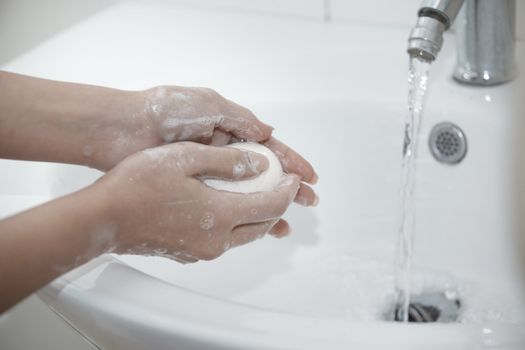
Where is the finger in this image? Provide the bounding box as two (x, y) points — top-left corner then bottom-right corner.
(191, 135), (214, 145)
(186, 145), (269, 180)
(209, 129), (232, 146)
(294, 183), (319, 207)
(163, 251), (199, 264)
(269, 219), (290, 238)
(228, 174), (300, 225)
(192, 129), (232, 145)
(218, 100), (273, 142)
(230, 220), (276, 248)
(169, 256), (199, 264)
(263, 137), (318, 184)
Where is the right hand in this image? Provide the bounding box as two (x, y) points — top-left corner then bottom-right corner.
(96, 142), (300, 263)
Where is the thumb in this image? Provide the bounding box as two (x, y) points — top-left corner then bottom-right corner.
(188, 145), (269, 181)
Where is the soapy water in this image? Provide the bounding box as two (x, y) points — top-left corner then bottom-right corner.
(395, 56), (431, 322)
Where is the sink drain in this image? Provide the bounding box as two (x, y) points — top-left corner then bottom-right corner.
(429, 122), (467, 165)
(385, 291), (461, 323)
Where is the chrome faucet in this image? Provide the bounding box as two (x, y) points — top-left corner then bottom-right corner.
(408, 0), (517, 85)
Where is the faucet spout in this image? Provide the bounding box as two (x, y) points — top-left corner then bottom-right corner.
(407, 0), (465, 62)
(408, 0), (517, 85)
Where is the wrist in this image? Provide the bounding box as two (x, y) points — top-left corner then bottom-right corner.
(83, 89), (159, 171)
(73, 181), (121, 256)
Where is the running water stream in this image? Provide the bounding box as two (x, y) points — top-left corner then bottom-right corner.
(395, 56), (432, 322)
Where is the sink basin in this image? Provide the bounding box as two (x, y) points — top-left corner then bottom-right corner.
(1, 1), (524, 349)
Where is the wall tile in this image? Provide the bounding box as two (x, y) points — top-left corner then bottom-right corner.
(518, 1), (524, 40)
(168, 0), (326, 20)
(329, 0), (421, 27)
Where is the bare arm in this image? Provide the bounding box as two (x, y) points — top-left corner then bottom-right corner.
(0, 71), (147, 169)
(0, 184), (112, 313)
(0, 143), (301, 313)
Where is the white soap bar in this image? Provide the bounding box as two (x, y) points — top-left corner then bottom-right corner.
(204, 142), (284, 193)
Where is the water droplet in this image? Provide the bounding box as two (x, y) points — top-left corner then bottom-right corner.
(199, 212), (215, 230)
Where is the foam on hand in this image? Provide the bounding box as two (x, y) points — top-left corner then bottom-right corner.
(204, 142), (284, 193)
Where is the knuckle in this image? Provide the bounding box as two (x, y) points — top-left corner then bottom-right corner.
(242, 106), (257, 119)
(201, 87), (220, 99)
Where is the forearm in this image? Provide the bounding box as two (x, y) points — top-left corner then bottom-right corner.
(0, 71), (145, 169)
(0, 184), (114, 313)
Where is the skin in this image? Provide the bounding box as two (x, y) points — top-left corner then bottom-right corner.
(0, 71), (318, 313)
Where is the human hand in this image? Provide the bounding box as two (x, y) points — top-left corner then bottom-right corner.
(91, 86), (273, 171)
(97, 142), (300, 263)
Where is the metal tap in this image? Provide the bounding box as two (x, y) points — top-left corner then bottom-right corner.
(408, 0), (517, 86)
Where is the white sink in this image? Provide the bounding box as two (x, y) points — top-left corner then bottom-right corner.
(1, 1), (524, 349)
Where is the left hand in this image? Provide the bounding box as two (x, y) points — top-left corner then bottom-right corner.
(89, 85), (273, 170)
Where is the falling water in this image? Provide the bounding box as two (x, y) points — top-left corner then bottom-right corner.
(395, 56), (431, 322)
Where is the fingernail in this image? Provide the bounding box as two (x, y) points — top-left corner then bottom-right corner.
(311, 172), (319, 185)
(261, 122), (273, 130)
(295, 195), (309, 206)
(312, 194), (320, 207)
(275, 226), (291, 238)
(245, 151), (268, 173)
(262, 124), (274, 140)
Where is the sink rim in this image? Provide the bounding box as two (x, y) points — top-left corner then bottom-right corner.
(39, 254), (525, 350)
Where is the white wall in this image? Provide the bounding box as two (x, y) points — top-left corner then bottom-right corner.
(0, 0), (522, 65)
(0, 0), (117, 64)
(159, 0), (326, 19)
(165, 0), (523, 38)
(330, 0), (423, 26)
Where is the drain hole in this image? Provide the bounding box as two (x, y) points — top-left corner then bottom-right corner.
(429, 122), (467, 164)
(385, 291), (461, 323)
(395, 302), (441, 322)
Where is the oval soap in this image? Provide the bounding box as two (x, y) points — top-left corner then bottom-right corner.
(204, 142), (284, 193)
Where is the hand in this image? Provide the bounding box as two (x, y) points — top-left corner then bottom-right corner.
(143, 86), (274, 145)
(91, 86), (273, 171)
(97, 142), (301, 263)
